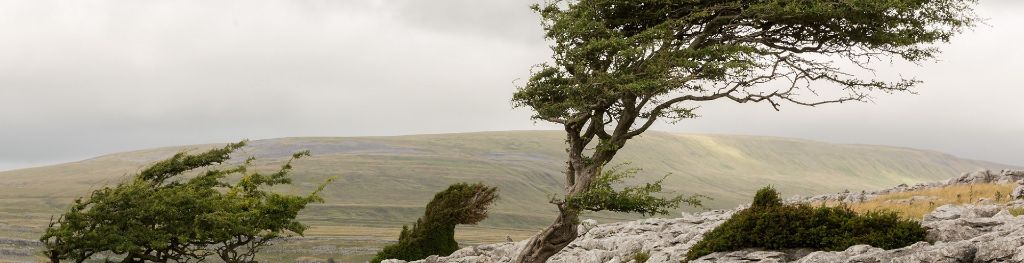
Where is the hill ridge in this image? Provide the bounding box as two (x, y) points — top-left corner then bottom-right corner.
(0, 130), (1017, 261)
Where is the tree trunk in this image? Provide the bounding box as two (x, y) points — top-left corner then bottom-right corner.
(513, 207), (580, 263)
(515, 119), (623, 263)
(516, 162), (602, 263)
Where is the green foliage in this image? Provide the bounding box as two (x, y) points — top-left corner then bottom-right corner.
(751, 185), (782, 209)
(566, 164), (704, 216)
(515, 0), (978, 126)
(371, 183), (498, 263)
(685, 187), (926, 261)
(40, 141), (332, 263)
(631, 250), (650, 263)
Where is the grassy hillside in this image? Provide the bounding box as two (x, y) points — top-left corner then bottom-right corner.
(0, 131), (1014, 261)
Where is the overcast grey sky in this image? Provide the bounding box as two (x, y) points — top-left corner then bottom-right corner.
(1, 0), (1022, 171)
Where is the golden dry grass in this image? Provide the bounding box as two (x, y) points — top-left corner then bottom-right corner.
(822, 183), (1018, 220)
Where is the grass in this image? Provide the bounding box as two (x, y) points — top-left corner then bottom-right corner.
(0, 131), (1016, 261)
(631, 250), (650, 263)
(1010, 207), (1024, 217)
(823, 183), (1018, 220)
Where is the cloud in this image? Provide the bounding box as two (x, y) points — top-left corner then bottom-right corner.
(382, 0), (544, 43)
(0, 0), (1020, 171)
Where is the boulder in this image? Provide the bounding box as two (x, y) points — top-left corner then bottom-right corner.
(578, 219), (599, 236)
(1011, 185), (1024, 200)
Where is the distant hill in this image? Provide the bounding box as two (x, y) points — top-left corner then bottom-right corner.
(0, 131), (1015, 243)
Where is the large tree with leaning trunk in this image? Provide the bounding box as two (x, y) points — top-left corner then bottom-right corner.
(512, 0), (978, 262)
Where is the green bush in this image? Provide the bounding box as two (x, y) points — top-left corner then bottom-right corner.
(371, 183), (498, 263)
(685, 186), (925, 261)
(751, 185), (782, 209)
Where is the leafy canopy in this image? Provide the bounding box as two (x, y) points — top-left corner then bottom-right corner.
(41, 141), (332, 263)
(514, 0), (977, 138)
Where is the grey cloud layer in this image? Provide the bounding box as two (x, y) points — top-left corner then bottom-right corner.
(0, 0), (1020, 171)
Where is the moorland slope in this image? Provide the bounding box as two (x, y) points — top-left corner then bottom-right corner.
(0, 131), (1015, 261)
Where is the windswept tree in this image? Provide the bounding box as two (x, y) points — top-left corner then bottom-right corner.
(41, 141), (332, 263)
(371, 183), (499, 263)
(512, 0), (977, 262)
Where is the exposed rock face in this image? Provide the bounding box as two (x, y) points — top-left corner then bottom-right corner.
(385, 170), (1024, 263)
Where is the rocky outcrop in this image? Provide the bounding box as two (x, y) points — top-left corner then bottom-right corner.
(383, 210), (735, 263)
(385, 170), (1024, 263)
(1012, 184), (1024, 200)
(787, 169), (1024, 205)
(949, 170), (1024, 185)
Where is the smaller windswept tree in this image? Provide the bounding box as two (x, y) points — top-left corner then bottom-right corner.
(371, 183), (499, 263)
(41, 141), (332, 263)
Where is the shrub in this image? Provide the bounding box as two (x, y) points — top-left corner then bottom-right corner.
(751, 185), (782, 209)
(685, 186), (926, 261)
(371, 183), (498, 263)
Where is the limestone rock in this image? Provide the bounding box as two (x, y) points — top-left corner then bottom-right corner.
(691, 250), (786, 263)
(1011, 185), (1024, 200)
(578, 219), (599, 236)
(387, 170), (1024, 263)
